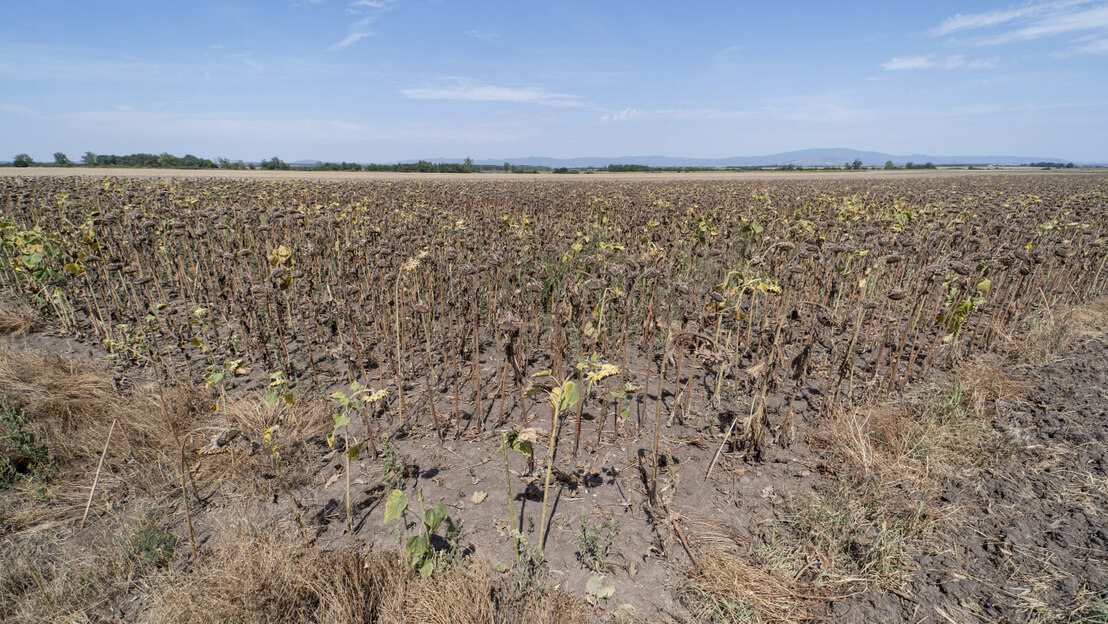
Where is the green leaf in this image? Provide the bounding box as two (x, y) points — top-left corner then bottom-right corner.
(346, 441), (364, 460)
(264, 389), (279, 405)
(350, 380), (364, 392)
(530, 369), (552, 378)
(332, 413), (350, 429)
(419, 558), (434, 579)
(511, 438), (532, 455)
(281, 392), (294, 405)
(406, 535), (429, 568)
(384, 489), (409, 523)
(502, 429), (533, 456)
(558, 380), (579, 413)
(619, 408), (629, 421)
(424, 502), (446, 533)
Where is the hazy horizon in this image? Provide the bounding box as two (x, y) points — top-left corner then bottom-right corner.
(3, 1), (1107, 163)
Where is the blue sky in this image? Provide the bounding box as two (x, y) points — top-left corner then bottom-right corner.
(2, 0), (1106, 162)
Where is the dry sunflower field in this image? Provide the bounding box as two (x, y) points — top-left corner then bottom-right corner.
(0, 171), (1105, 623)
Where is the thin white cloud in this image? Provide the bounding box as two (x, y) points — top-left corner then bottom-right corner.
(599, 108), (643, 123)
(928, 1), (1108, 46)
(401, 81), (586, 107)
(881, 55), (936, 70)
(942, 54), (998, 69)
(944, 54), (966, 68)
(1072, 36), (1108, 52)
(329, 0), (393, 50)
(973, 4), (1108, 44)
(881, 54), (996, 71)
(929, 2), (1066, 36)
(598, 107), (751, 123)
(1054, 35), (1108, 54)
(965, 57), (1000, 69)
(329, 31), (371, 50)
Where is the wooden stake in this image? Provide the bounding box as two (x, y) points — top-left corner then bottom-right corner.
(80, 418), (116, 528)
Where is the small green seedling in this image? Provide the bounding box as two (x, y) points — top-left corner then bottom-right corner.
(384, 488), (459, 578)
(329, 381), (387, 532)
(610, 381), (640, 424)
(525, 371), (580, 553)
(264, 370), (294, 406)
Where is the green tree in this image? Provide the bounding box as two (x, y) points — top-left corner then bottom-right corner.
(53, 152), (71, 166)
(463, 156), (474, 173)
(503, 162), (511, 172)
(260, 157), (290, 170)
(12, 154), (33, 167)
(883, 160), (895, 170)
(81, 152), (97, 165)
(851, 158), (863, 170)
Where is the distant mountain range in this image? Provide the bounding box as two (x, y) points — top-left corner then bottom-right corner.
(455, 148), (1090, 168)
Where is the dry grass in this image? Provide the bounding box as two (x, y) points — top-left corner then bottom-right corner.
(0, 333), (194, 622)
(1011, 297), (1108, 364)
(0, 306), (593, 624)
(0, 339), (191, 530)
(815, 299), (1107, 491)
(149, 507), (593, 624)
(189, 397), (331, 497)
(678, 549), (825, 623)
(780, 482), (935, 591)
(682, 304), (1070, 620)
(0, 295), (37, 336)
(817, 334), (1030, 495)
(1, 508), (176, 623)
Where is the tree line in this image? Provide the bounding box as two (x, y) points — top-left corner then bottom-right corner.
(6, 152), (492, 173)
(8, 152), (218, 169)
